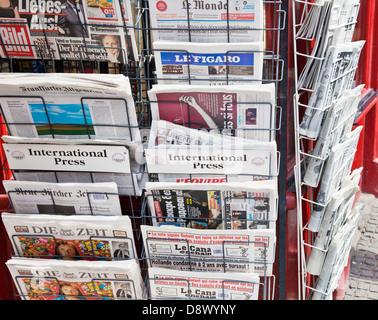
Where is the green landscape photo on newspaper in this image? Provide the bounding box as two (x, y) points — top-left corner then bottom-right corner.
(29, 103), (95, 136)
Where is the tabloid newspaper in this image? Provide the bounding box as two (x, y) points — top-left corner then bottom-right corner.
(0, 0), (138, 63)
(148, 267), (260, 300)
(297, 0), (361, 89)
(0, 73), (141, 142)
(312, 204), (362, 300)
(307, 126), (362, 232)
(2, 135), (147, 196)
(153, 40), (264, 85)
(3, 180), (123, 215)
(145, 180), (277, 231)
(303, 85), (363, 188)
(6, 257), (144, 300)
(299, 40), (365, 139)
(148, 83), (277, 142)
(142, 225), (276, 276)
(148, 0), (264, 43)
(2, 212), (138, 260)
(306, 167), (362, 275)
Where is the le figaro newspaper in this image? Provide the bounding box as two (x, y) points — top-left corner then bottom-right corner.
(0, 0), (138, 63)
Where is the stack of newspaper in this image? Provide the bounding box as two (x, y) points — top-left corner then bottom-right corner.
(297, 0), (361, 89)
(0, 0), (138, 63)
(303, 85), (364, 188)
(148, 0), (265, 85)
(148, 83), (277, 142)
(6, 258), (145, 300)
(311, 204), (363, 300)
(2, 213), (138, 260)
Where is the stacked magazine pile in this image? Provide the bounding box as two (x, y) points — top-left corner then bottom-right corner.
(143, 1), (279, 300)
(0, 73), (146, 300)
(293, 0), (364, 299)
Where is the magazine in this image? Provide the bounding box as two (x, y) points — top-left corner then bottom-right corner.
(145, 180), (277, 230)
(148, 0), (264, 43)
(0, 0), (138, 63)
(307, 127), (362, 232)
(148, 267), (260, 300)
(142, 225), (276, 276)
(2, 212), (137, 260)
(6, 258), (144, 300)
(303, 85), (363, 188)
(299, 40), (365, 139)
(153, 40), (264, 85)
(0, 73), (141, 142)
(3, 180), (122, 216)
(148, 83), (277, 141)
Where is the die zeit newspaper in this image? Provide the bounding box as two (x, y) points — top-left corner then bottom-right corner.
(142, 225), (276, 276)
(2, 213), (138, 260)
(0, 0), (137, 62)
(148, 0), (264, 43)
(6, 258), (144, 300)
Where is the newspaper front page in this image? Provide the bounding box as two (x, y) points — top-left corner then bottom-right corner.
(148, 83), (277, 141)
(145, 180), (277, 230)
(3, 180), (122, 215)
(0, 0), (138, 62)
(2, 213), (138, 260)
(6, 258), (144, 300)
(148, 267), (260, 300)
(153, 40), (264, 85)
(0, 73), (141, 142)
(142, 225), (275, 276)
(2, 135), (146, 196)
(148, 0), (264, 43)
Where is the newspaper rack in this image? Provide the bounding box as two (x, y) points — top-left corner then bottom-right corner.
(0, 0), (288, 300)
(292, 0), (363, 300)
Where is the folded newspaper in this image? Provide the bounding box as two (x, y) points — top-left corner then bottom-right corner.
(297, 0), (361, 89)
(3, 180), (122, 216)
(6, 258), (144, 300)
(145, 140), (278, 178)
(148, 267), (260, 300)
(0, 0), (138, 63)
(147, 120), (278, 184)
(153, 40), (264, 85)
(306, 167), (362, 275)
(2, 135), (147, 196)
(145, 180), (277, 230)
(299, 40), (365, 139)
(0, 73), (141, 142)
(2, 213), (137, 260)
(303, 85), (363, 188)
(311, 204), (362, 300)
(307, 126), (362, 232)
(148, 83), (277, 141)
(148, 0), (264, 43)
(142, 225), (275, 276)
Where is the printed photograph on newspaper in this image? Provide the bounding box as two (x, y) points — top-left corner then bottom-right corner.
(0, 0), (137, 62)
